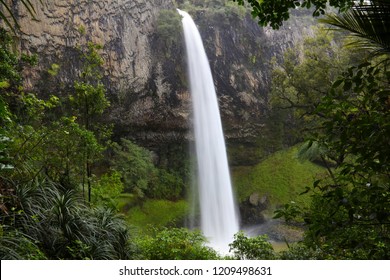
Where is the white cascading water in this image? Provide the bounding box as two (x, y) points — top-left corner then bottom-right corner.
(178, 9), (239, 253)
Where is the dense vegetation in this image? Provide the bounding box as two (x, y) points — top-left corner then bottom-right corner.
(0, 24), (188, 259)
(1, 0), (389, 260)
(233, 146), (326, 208)
(262, 0), (390, 259)
(233, 0), (365, 28)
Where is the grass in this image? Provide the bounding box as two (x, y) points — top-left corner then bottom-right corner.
(116, 193), (135, 210)
(121, 199), (189, 233)
(117, 145), (325, 232)
(232, 145), (327, 210)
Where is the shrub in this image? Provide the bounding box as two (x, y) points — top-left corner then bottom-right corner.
(92, 170), (124, 209)
(156, 10), (182, 52)
(111, 138), (156, 198)
(229, 231), (276, 260)
(136, 227), (220, 260)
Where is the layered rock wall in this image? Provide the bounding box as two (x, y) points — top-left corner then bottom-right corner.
(17, 0), (172, 92)
(11, 0), (315, 165)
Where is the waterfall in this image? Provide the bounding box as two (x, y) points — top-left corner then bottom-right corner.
(178, 9), (239, 253)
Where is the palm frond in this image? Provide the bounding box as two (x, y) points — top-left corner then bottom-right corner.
(0, 0), (43, 33)
(0, 0), (19, 32)
(20, 0), (38, 16)
(320, 1), (390, 58)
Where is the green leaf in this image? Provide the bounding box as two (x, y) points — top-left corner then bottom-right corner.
(343, 79), (352, 91)
(332, 79), (344, 88)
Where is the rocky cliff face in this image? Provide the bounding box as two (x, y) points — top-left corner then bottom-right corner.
(18, 0), (173, 92)
(13, 0), (315, 166)
(187, 9), (315, 164)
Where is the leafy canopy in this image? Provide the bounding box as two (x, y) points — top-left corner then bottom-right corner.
(320, 0), (390, 58)
(136, 227), (220, 260)
(270, 0), (390, 259)
(232, 0), (364, 29)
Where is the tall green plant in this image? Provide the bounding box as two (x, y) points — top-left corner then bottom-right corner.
(269, 26), (358, 148)
(91, 171), (124, 209)
(69, 41), (111, 202)
(111, 138), (156, 199)
(111, 138), (185, 201)
(0, 27), (42, 179)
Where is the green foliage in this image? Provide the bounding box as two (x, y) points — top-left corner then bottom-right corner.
(47, 63), (60, 76)
(0, 29), (21, 86)
(156, 10), (182, 51)
(66, 41), (111, 202)
(318, 62), (390, 174)
(111, 138), (185, 201)
(296, 61), (390, 259)
(0, 90), (12, 171)
(69, 41), (110, 133)
(136, 227), (220, 260)
(320, 1), (390, 58)
(6, 115), (104, 190)
(0, 176), (135, 260)
(267, 1), (390, 259)
(77, 42), (105, 80)
(277, 243), (324, 259)
(273, 201), (303, 224)
(296, 140), (326, 163)
(0, 27), (37, 113)
(0, 133), (13, 171)
(111, 138), (156, 198)
(232, 0), (363, 29)
(91, 171), (124, 209)
(0, 27), (138, 260)
(0, 28), (109, 199)
(0, 229), (47, 260)
(232, 145), (325, 208)
(178, 0), (247, 18)
(70, 82), (109, 126)
(269, 26), (359, 147)
(0, 28), (60, 179)
(2, 178), (132, 259)
(149, 169), (184, 200)
(229, 231), (275, 260)
(124, 199), (189, 231)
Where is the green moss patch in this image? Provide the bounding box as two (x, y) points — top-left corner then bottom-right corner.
(123, 199), (189, 232)
(232, 145), (326, 209)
